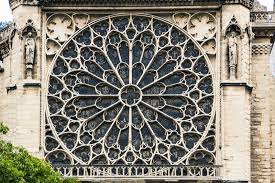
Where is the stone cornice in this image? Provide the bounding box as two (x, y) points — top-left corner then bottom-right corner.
(37, 0), (254, 8)
(220, 81), (253, 91)
(251, 23), (275, 38)
(9, 0), (39, 10)
(251, 12), (275, 38)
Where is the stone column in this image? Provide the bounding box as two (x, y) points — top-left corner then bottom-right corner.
(220, 4), (252, 182)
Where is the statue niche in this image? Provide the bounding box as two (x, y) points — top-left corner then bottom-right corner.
(225, 16), (242, 80)
(22, 20), (37, 79)
(25, 32), (35, 79)
(228, 31), (238, 80)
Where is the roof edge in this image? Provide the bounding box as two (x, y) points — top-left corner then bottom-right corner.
(36, 0), (254, 9)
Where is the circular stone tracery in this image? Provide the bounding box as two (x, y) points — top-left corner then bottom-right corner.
(46, 14), (216, 166)
(119, 85), (142, 106)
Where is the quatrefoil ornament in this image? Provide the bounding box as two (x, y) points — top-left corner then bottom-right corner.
(120, 85), (142, 106)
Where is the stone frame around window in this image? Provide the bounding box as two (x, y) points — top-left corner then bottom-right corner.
(41, 13), (222, 180)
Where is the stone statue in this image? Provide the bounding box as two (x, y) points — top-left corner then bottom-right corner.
(25, 32), (35, 79)
(228, 31), (238, 80)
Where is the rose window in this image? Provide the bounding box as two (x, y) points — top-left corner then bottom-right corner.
(45, 15), (216, 167)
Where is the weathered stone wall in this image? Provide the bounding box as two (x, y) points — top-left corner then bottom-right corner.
(270, 44), (275, 183)
(221, 85), (251, 181)
(251, 39), (273, 183)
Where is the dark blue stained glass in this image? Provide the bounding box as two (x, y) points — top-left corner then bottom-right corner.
(63, 42), (77, 58)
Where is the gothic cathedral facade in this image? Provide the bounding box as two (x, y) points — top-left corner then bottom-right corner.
(0, 0), (275, 182)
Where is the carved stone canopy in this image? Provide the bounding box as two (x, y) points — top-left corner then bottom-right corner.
(37, 0), (254, 8)
(225, 15), (242, 37)
(21, 19), (37, 38)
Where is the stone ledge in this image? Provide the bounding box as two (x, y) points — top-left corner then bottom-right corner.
(5, 80), (41, 93)
(6, 84), (17, 93)
(220, 81), (253, 91)
(22, 79), (41, 88)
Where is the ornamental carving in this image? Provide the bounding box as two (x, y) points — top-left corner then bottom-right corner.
(224, 15), (242, 37)
(45, 14), (216, 170)
(46, 14), (75, 42)
(173, 12), (217, 56)
(9, 0), (38, 9)
(187, 13), (216, 41)
(46, 38), (61, 56)
(72, 14), (90, 29)
(250, 12), (273, 23)
(172, 13), (190, 29)
(252, 44), (272, 55)
(201, 39), (216, 55)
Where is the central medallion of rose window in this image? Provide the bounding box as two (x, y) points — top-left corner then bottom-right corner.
(120, 85), (142, 106)
(46, 15), (216, 167)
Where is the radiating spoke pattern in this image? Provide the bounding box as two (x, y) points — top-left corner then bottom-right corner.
(46, 15), (216, 166)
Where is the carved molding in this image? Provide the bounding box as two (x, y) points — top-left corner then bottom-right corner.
(9, 0), (38, 9)
(252, 43), (272, 55)
(252, 28), (274, 38)
(38, 0), (254, 8)
(220, 81), (253, 91)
